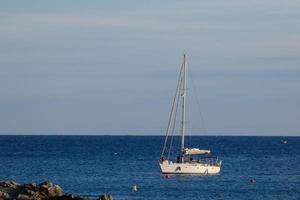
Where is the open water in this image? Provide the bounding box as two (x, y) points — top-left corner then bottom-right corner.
(0, 136), (299, 200)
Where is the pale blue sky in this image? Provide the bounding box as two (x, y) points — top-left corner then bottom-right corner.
(0, 0), (299, 135)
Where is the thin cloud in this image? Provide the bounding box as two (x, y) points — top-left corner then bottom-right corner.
(0, 12), (217, 34)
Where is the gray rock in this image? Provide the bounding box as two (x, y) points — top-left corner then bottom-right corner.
(0, 181), (91, 200)
(40, 181), (54, 189)
(1, 181), (18, 189)
(17, 193), (31, 200)
(44, 184), (64, 198)
(0, 191), (10, 199)
(25, 183), (37, 189)
(98, 194), (113, 200)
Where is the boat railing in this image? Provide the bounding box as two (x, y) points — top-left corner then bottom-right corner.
(196, 157), (222, 166)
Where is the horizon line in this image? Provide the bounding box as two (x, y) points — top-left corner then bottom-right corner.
(0, 133), (298, 137)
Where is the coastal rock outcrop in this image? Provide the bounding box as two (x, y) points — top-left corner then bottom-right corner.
(97, 194), (113, 200)
(0, 181), (95, 200)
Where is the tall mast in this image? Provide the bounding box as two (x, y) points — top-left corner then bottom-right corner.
(181, 54), (187, 156)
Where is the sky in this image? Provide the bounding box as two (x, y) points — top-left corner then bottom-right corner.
(0, 0), (299, 135)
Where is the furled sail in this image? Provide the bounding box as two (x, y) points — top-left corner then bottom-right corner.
(183, 148), (211, 155)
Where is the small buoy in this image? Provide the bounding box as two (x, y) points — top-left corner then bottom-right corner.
(281, 140), (288, 144)
(131, 185), (137, 192)
(250, 179), (256, 184)
(114, 152), (118, 155)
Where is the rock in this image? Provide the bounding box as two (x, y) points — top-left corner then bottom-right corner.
(40, 181), (54, 189)
(98, 194), (113, 200)
(50, 194), (89, 200)
(1, 181), (19, 189)
(17, 193), (32, 200)
(45, 185), (64, 197)
(20, 188), (35, 195)
(0, 191), (10, 199)
(0, 181), (91, 200)
(35, 181), (64, 198)
(5, 181), (18, 186)
(26, 183), (37, 189)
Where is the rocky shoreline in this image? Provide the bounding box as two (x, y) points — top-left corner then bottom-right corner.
(0, 181), (112, 200)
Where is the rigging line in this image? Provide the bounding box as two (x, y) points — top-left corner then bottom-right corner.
(184, 74), (191, 148)
(167, 75), (182, 160)
(187, 90), (192, 148)
(186, 76), (193, 148)
(168, 76), (181, 157)
(161, 62), (184, 158)
(188, 68), (208, 134)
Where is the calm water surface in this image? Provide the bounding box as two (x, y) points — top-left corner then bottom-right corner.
(0, 136), (299, 200)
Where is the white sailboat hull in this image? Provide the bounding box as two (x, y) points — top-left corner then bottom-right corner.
(159, 161), (221, 174)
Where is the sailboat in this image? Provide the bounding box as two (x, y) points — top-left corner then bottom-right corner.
(159, 54), (222, 174)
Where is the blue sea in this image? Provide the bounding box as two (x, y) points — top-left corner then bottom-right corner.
(0, 136), (299, 200)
